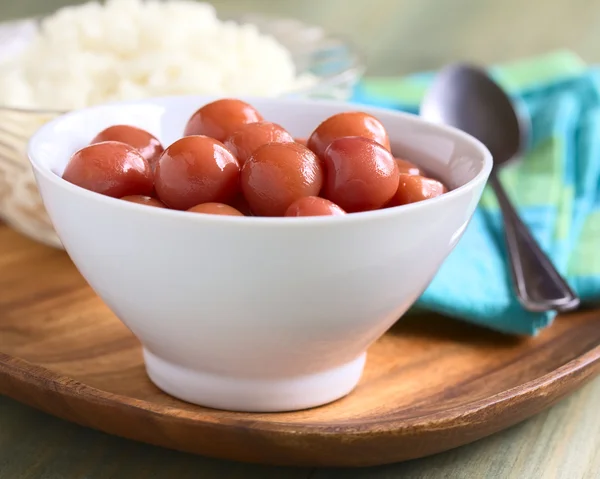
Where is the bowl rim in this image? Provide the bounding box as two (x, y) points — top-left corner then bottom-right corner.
(28, 94), (493, 228)
(0, 12), (365, 115)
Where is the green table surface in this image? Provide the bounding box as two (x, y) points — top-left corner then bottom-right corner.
(2, 1), (600, 477)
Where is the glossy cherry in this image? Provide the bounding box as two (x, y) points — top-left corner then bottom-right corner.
(241, 142), (323, 216)
(285, 196), (346, 217)
(307, 111), (391, 159)
(91, 125), (164, 170)
(389, 174), (447, 206)
(62, 141), (154, 198)
(154, 135), (240, 210)
(184, 99), (263, 142)
(224, 121), (294, 165)
(395, 157), (422, 176)
(323, 136), (399, 212)
(187, 202), (244, 216)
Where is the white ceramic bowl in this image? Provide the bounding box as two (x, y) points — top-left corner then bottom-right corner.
(27, 96), (492, 412)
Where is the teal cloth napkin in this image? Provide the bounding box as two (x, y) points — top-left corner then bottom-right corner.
(351, 51), (600, 335)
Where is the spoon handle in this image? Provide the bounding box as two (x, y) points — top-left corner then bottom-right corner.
(489, 172), (580, 313)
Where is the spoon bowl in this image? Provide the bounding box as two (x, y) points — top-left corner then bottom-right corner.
(421, 63), (580, 313)
(420, 63), (529, 165)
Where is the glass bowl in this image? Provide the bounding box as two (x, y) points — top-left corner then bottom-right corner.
(0, 14), (364, 249)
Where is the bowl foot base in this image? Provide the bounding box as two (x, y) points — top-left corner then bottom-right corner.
(143, 349), (367, 412)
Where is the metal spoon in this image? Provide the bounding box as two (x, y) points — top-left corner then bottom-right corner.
(420, 63), (580, 313)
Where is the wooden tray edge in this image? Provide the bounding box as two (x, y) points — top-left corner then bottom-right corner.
(2, 343), (600, 467)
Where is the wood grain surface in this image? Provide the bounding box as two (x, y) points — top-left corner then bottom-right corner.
(1, 222), (600, 470)
(3, 379), (600, 479)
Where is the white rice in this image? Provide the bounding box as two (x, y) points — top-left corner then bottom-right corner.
(0, 0), (316, 110)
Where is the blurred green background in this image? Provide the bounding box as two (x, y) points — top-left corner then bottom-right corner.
(2, 0), (599, 75)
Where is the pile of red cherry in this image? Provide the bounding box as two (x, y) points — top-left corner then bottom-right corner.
(62, 98), (448, 217)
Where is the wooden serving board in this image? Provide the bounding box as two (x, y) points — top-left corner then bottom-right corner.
(1, 223), (600, 467)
